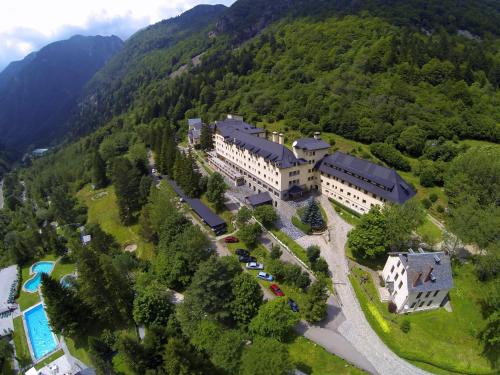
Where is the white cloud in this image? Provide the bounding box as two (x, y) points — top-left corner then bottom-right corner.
(0, 0), (234, 70)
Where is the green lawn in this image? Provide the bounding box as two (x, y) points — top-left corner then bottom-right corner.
(329, 199), (361, 227)
(34, 349), (64, 370)
(269, 229), (309, 266)
(288, 336), (365, 375)
(51, 260), (76, 281)
(349, 263), (496, 374)
(65, 336), (92, 367)
(77, 185), (155, 260)
(416, 216), (443, 245)
(13, 316), (31, 368)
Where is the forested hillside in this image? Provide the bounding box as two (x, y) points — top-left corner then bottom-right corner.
(70, 4), (227, 135)
(0, 35), (123, 151)
(0, 1), (499, 373)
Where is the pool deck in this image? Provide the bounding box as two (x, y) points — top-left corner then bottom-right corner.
(22, 261), (56, 293)
(22, 302), (60, 363)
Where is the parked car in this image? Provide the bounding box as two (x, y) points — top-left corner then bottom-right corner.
(239, 255), (256, 263)
(235, 249), (249, 257)
(257, 272), (273, 282)
(224, 236), (239, 243)
(288, 298), (299, 313)
(246, 262), (264, 270)
(270, 284), (284, 297)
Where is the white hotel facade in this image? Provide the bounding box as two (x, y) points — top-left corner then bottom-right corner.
(211, 116), (415, 212)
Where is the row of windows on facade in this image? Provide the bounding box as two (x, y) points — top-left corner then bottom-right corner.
(220, 140), (302, 167)
(320, 172), (387, 202)
(411, 299), (435, 308)
(323, 189), (367, 213)
(324, 163), (393, 193)
(321, 179), (376, 205)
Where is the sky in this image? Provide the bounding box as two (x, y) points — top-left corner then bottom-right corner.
(0, 0), (235, 71)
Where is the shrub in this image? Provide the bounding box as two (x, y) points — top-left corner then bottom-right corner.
(436, 204), (444, 213)
(296, 273), (311, 290)
(388, 302), (397, 313)
(429, 193), (438, 203)
(254, 205), (278, 228)
(370, 143), (411, 171)
(312, 258), (329, 276)
(306, 245), (321, 264)
(270, 245), (282, 259)
(400, 319), (411, 333)
(422, 198), (432, 209)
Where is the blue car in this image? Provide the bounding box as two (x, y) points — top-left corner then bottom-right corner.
(257, 271), (273, 282)
(288, 299), (299, 313)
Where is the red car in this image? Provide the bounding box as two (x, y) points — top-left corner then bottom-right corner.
(270, 284), (284, 297)
(224, 236), (239, 243)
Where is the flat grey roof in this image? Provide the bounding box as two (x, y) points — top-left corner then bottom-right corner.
(246, 192), (272, 207)
(316, 152), (415, 204)
(188, 118), (202, 127)
(168, 180), (226, 229)
(0, 265), (18, 309)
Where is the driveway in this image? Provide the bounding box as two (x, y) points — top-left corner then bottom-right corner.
(310, 196), (428, 375)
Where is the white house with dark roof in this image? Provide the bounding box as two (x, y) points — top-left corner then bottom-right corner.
(382, 250), (453, 313)
(211, 115), (415, 210)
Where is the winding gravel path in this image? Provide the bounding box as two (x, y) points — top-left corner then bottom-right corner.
(313, 196), (428, 375)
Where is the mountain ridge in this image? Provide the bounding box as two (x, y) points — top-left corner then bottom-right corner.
(0, 34), (124, 151)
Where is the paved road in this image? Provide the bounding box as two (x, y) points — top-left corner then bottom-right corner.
(311, 196), (428, 375)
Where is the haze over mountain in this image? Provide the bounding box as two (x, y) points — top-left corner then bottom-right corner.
(0, 35), (123, 150)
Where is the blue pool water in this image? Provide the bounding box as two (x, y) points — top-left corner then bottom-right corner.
(24, 262), (55, 292)
(24, 304), (57, 359)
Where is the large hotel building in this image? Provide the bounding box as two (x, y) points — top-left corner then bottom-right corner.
(208, 115), (415, 213)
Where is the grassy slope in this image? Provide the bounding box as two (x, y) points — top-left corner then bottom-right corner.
(288, 336), (366, 375)
(12, 316), (31, 368)
(76, 185), (154, 260)
(349, 263), (495, 374)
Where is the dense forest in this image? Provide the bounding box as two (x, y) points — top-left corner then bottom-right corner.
(0, 0), (499, 373)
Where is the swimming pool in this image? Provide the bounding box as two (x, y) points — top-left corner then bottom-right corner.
(24, 303), (58, 359)
(23, 261), (55, 293)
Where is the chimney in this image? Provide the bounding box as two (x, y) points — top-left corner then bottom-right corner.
(272, 131), (278, 143)
(314, 132), (321, 140)
(278, 133), (284, 145)
(412, 272), (422, 287)
(424, 267), (434, 282)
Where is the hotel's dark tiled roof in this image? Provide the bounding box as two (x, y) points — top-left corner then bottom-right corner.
(316, 152), (415, 204)
(397, 251), (453, 293)
(293, 138), (330, 151)
(216, 120), (304, 169)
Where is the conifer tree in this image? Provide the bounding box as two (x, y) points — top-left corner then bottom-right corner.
(112, 157), (141, 224)
(301, 198), (324, 230)
(199, 123), (213, 151)
(41, 273), (90, 337)
(92, 151), (108, 189)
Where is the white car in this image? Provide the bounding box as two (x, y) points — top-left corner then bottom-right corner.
(246, 262), (264, 270)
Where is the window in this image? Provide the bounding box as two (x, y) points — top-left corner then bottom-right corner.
(425, 291), (431, 298)
(416, 292), (422, 299)
(398, 281), (403, 289)
(390, 266), (395, 273)
(410, 302), (416, 308)
(401, 268), (405, 275)
(419, 301), (425, 307)
(433, 290), (439, 297)
(397, 261), (401, 267)
(427, 300), (433, 306)
(395, 274), (399, 281)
